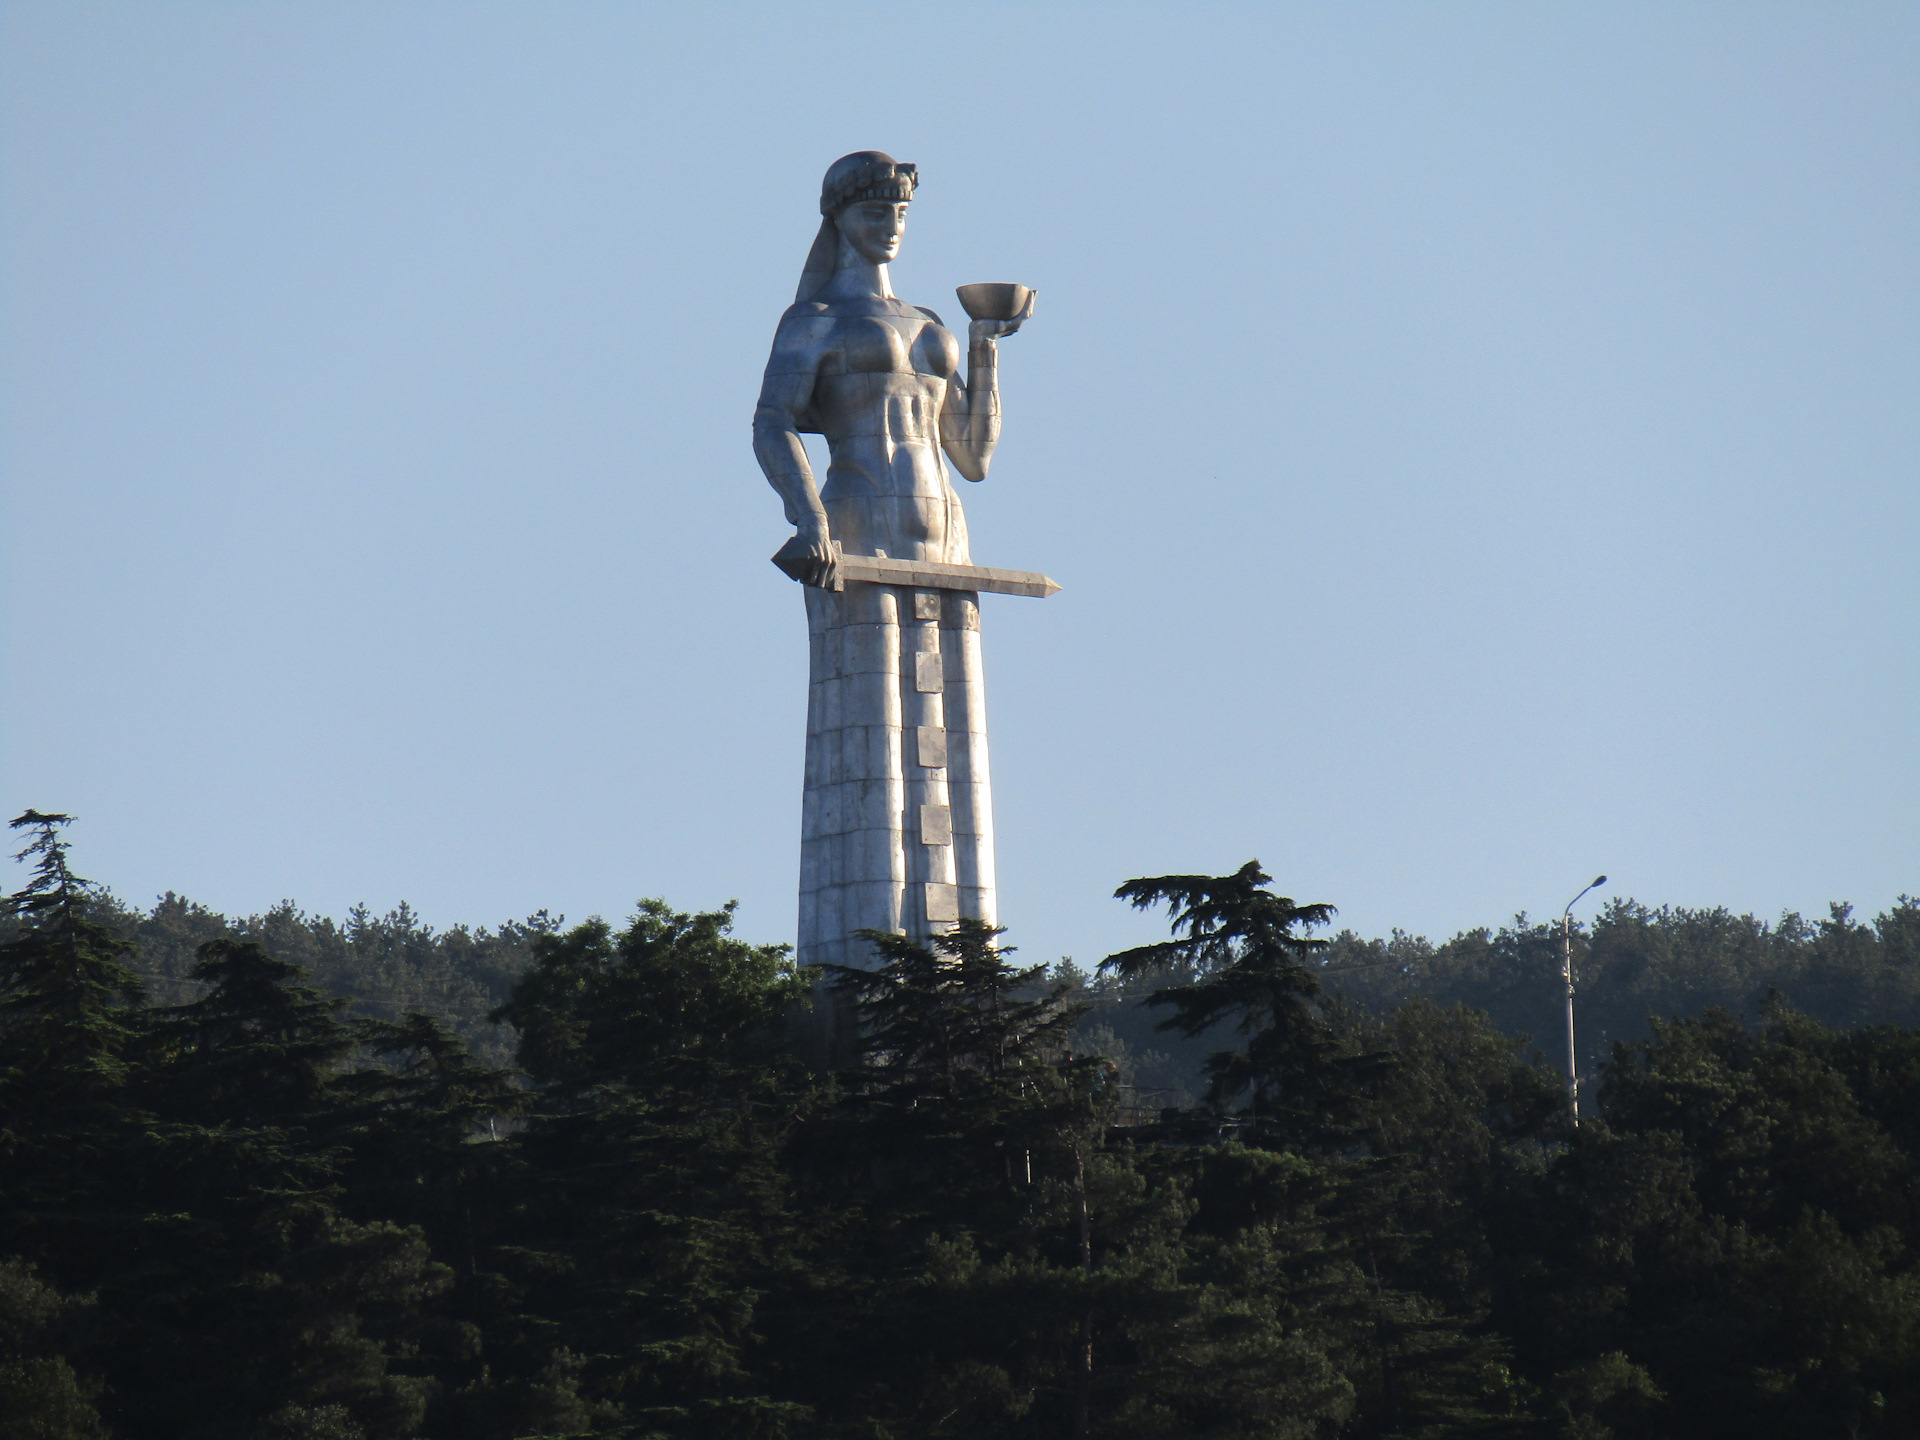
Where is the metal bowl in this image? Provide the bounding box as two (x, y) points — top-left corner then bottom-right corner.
(955, 283), (1036, 322)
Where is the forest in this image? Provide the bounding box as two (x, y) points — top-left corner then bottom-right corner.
(3, 808), (1918, 1440)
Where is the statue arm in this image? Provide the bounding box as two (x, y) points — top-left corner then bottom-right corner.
(940, 314), (1027, 483)
(752, 316), (835, 585)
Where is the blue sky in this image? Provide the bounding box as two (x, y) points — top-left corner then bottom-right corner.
(3, 2), (1914, 967)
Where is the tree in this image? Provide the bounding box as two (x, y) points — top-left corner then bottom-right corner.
(346, 1011), (525, 1234)
(472, 900), (820, 1440)
(789, 921), (1120, 1436)
(1103, 866), (1545, 1437)
(0, 811), (144, 1129)
(494, 899), (811, 1103)
(0, 811), (153, 1369)
(831, 919), (1083, 1106)
(1103, 861), (1359, 1138)
(149, 937), (363, 1126)
(792, 921), (1373, 1439)
(113, 937), (446, 1440)
(1489, 1001), (1920, 1439)
(0, 1257), (108, 1440)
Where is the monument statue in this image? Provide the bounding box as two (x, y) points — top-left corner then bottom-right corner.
(753, 151), (1057, 968)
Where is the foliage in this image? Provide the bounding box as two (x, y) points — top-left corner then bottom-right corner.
(1494, 1002), (1920, 1437)
(4, 823), (1919, 1438)
(1101, 861), (1373, 1137)
(4, 891), (559, 1069)
(0, 811), (145, 1116)
(472, 899), (822, 1440)
(0, 1257), (108, 1440)
(1315, 895), (1920, 1081)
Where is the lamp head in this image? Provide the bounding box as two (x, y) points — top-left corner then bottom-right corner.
(1593, 875), (1607, 888)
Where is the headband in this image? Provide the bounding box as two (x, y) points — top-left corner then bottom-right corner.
(820, 157), (917, 215)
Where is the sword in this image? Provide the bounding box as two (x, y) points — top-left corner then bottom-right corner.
(772, 539), (1060, 599)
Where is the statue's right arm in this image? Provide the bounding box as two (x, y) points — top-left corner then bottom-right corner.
(752, 313), (837, 586)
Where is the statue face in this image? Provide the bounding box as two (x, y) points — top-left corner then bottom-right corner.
(836, 200), (908, 264)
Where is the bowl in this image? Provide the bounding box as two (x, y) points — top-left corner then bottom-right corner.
(955, 283), (1036, 322)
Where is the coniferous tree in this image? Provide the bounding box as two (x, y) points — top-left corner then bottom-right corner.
(116, 937), (446, 1440)
(825, 919), (1088, 1193)
(4, 822), (1918, 1438)
(345, 1011), (525, 1238)
(0, 1257), (109, 1440)
(799, 921), (1370, 1439)
(150, 937), (363, 1125)
(0, 811), (153, 1381)
(472, 900), (820, 1440)
(1104, 865), (1540, 1437)
(0, 811), (145, 1159)
(1494, 1001), (1920, 1438)
(792, 921), (1113, 1435)
(1103, 861), (1370, 1140)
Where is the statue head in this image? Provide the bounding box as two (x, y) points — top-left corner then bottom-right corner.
(796, 151), (917, 302)
(819, 151), (917, 215)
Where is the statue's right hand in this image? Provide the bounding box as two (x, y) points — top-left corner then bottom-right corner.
(772, 529), (838, 589)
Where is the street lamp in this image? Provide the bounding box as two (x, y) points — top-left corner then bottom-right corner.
(1561, 874), (1607, 1127)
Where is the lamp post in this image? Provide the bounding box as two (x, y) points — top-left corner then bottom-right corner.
(1561, 874), (1607, 1127)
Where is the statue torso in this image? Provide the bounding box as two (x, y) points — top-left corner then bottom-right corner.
(778, 294), (968, 563)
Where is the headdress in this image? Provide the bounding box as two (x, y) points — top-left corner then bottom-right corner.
(818, 151), (917, 215)
(795, 151), (916, 304)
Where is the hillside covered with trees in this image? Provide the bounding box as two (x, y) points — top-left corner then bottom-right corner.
(4, 812), (1918, 1439)
(46, 865), (1920, 1107)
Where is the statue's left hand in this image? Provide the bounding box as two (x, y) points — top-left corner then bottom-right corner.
(969, 292), (1034, 343)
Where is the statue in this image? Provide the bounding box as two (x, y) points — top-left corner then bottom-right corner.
(753, 151), (1056, 968)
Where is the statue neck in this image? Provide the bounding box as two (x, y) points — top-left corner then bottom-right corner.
(820, 231), (894, 301)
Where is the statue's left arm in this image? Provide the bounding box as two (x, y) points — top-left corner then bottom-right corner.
(940, 312), (1028, 483)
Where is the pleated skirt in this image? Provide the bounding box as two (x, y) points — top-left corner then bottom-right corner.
(797, 580), (996, 969)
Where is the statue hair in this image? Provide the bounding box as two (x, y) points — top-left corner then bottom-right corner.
(795, 151), (916, 304)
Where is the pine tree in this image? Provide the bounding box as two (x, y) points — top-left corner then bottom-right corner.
(833, 918), (1083, 1102)
(0, 812), (153, 1338)
(346, 1011), (525, 1240)
(1102, 866), (1545, 1437)
(114, 937), (446, 1440)
(471, 901), (820, 1440)
(0, 811), (145, 1137)
(789, 921), (1101, 1435)
(1103, 861), (1362, 1138)
(151, 936), (363, 1126)
(0, 1256), (109, 1440)
(813, 919), (1096, 1254)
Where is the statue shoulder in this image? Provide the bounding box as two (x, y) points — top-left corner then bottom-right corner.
(766, 304), (838, 370)
(912, 305), (945, 327)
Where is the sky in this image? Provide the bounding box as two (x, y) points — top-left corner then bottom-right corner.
(3, 2), (1915, 969)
